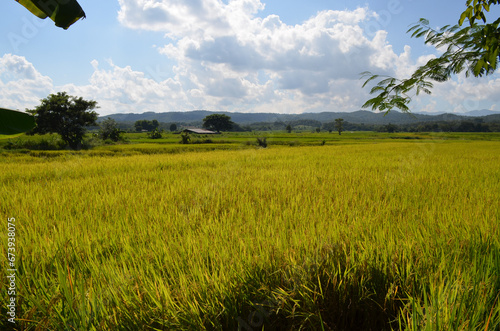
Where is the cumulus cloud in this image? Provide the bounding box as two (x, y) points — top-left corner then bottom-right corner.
(0, 54), (52, 110)
(430, 72), (500, 112)
(3, 1), (497, 115)
(120, 0), (451, 114)
(60, 60), (192, 113)
(120, 1), (410, 112)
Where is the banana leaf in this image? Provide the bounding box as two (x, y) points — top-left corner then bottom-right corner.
(15, 0), (85, 29)
(0, 108), (36, 135)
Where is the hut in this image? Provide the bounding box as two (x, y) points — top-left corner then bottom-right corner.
(182, 128), (218, 134)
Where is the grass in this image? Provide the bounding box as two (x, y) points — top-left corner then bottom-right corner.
(0, 133), (499, 330)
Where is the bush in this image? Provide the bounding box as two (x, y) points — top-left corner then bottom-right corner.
(99, 118), (124, 142)
(180, 132), (191, 144)
(81, 135), (104, 149)
(256, 137), (267, 148)
(148, 129), (163, 139)
(3, 134), (65, 150)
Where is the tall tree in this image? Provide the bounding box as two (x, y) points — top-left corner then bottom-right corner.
(202, 114), (234, 132)
(362, 0), (500, 113)
(134, 120), (159, 132)
(28, 92), (98, 149)
(334, 118), (344, 135)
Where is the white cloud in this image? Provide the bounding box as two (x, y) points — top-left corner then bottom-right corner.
(152, 3), (415, 111)
(60, 60), (192, 114)
(430, 73), (500, 112)
(3, 1), (498, 115)
(0, 54), (52, 110)
(128, 3), (408, 111)
(117, 0), (235, 37)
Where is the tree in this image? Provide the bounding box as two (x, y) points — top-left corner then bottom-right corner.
(334, 118), (344, 135)
(148, 128), (163, 139)
(385, 123), (398, 133)
(362, 0), (500, 113)
(180, 132), (191, 144)
(286, 124), (292, 133)
(134, 120), (145, 132)
(99, 118), (123, 142)
(27, 92), (98, 149)
(202, 114), (233, 132)
(134, 120), (159, 132)
(170, 123), (178, 132)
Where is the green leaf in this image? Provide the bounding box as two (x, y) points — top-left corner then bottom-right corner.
(15, 0), (85, 29)
(419, 18), (430, 26)
(459, 12), (467, 26)
(461, 7), (474, 25)
(0, 108), (36, 135)
(474, 59), (486, 76)
(361, 73), (380, 88)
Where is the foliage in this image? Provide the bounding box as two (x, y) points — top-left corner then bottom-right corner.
(385, 123), (398, 133)
(256, 137), (268, 148)
(2, 133), (65, 150)
(286, 124), (292, 133)
(134, 119), (159, 132)
(169, 123), (178, 132)
(362, 1), (500, 113)
(15, 0), (86, 29)
(202, 114), (234, 132)
(27, 92), (98, 150)
(334, 118), (344, 135)
(180, 131), (191, 144)
(0, 108), (35, 135)
(147, 128), (163, 139)
(99, 118), (123, 142)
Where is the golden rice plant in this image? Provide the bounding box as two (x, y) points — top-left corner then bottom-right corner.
(0, 140), (499, 329)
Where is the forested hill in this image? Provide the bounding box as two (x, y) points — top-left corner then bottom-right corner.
(100, 110), (500, 125)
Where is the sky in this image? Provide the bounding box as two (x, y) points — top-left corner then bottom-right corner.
(1, 0), (500, 116)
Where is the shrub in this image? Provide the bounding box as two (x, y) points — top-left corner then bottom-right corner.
(3, 134), (65, 150)
(148, 129), (163, 139)
(180, 132), (191, 144)
(99, 118), (123, 142)
(256, 137), (267, 148)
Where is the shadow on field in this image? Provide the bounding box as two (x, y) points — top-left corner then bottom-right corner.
(216, 248), (407, 330)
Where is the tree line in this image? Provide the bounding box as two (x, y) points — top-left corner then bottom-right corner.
(22, 91), (500, 151)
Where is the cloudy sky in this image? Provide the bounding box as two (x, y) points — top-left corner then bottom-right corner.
(1, 0), (500, 116)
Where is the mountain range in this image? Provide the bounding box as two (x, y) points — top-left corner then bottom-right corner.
(100, 109), (500, 125)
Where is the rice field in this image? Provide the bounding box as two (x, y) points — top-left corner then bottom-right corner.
(1, 135), (499, 330)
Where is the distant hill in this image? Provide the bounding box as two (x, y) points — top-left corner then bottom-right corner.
(462, 109), (500, 117)
(100, 110), (499, 126)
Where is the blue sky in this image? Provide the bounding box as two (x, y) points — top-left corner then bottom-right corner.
(1, 0), (499, 116)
